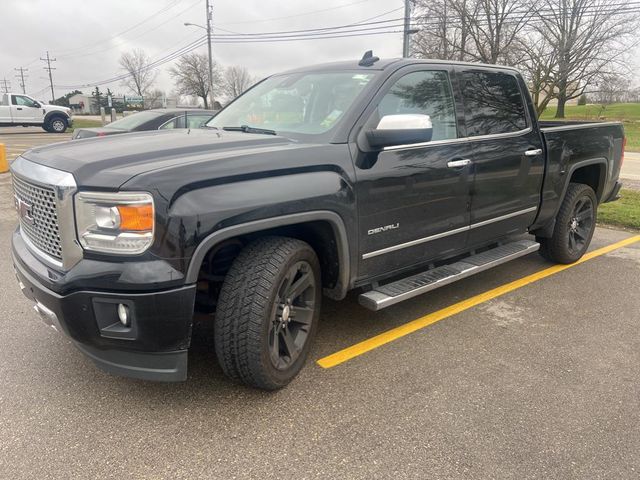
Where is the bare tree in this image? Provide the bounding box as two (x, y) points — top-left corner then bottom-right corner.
(145, 89), (165, 109)
(119, 49), (157, 106)
(529, 0), (639, 118)
(412, 0), (528, 64)
(223, 66), (254, 99)
(593, 73), (630, 104)
(169, 52), (222, 109)
(412, 0), (471, 60)
(459, 0), (529, 64)
(512, 34), (557, 115)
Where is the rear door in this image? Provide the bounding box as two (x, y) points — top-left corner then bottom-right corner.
(354, 66), (472, 279)
(457, 68), (544, 246)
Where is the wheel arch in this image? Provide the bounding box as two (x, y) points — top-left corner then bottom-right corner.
(186, 211), (351, 300)
(44, 111), (69, 129)
(566, 159), (607, 203)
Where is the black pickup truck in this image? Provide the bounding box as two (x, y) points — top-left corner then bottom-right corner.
(11, 54), (624, 389)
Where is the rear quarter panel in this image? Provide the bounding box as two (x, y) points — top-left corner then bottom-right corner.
(533, 121), (624, 230)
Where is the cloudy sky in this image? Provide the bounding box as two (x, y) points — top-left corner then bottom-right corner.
(0, 0), (405, 100)
(1, 0), (638, 102)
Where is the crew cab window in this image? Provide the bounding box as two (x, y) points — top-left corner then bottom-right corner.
(12, 95), (37, 108)
(461, 71), (527, 136)
(377, 71), (457, 141)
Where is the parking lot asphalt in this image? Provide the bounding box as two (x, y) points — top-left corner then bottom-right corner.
(1, 130), (640, 479)
(0, 127), (72, 163)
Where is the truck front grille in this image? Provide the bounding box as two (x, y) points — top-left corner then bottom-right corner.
(11, 174), (62, 260)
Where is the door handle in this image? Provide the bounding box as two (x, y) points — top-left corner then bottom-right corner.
(447, 159), (472, 168)
(524, 148), (542, 157)
(16, 107), (22, 110)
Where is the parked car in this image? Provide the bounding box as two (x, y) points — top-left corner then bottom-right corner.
(0, 93), (72, 132)
(11, 54), (624, 390)
(71, 108), (217, 139)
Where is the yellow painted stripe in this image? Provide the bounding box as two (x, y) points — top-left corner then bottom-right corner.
(317, 235), (640, 369)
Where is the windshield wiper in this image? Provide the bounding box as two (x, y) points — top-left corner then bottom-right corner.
(222, 125), (277, 136)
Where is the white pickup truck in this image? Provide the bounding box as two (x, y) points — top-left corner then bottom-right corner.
(0, 93), (73, 133)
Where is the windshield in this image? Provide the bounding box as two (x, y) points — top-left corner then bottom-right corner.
(106, 111), (164, 130)
(207, 71), (376, 137)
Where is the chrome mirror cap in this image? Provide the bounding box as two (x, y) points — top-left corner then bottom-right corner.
(377, 114), (432, 130)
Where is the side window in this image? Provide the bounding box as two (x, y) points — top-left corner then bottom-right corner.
(159, 116), (186, 130)
(376, 70), (457, 141)
(186, 115), (213, 129)
(12, 95), (37, 107)
(461, 71), (527, 136)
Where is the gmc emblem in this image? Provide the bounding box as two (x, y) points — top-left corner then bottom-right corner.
(14, 195), (34, 225)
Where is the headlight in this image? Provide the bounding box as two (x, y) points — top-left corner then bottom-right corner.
(75, 191), (154, 254)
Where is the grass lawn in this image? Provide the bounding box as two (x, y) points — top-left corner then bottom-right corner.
(598, 189), (640, 231)
(70, 118), (103, 131)
(540, 103), (640, 152)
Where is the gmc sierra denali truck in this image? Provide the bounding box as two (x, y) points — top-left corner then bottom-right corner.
(1, 93), (73, 132)
(11, 54), (624, 390)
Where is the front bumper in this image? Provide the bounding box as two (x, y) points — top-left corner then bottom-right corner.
(12, 231), (196, 382)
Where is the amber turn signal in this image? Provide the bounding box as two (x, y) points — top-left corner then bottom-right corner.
(117, 204), (154, 231)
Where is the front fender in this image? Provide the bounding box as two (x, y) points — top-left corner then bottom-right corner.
(158, 170), (357, 298)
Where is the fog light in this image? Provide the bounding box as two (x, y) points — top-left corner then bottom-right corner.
(117, 303), (130, 327)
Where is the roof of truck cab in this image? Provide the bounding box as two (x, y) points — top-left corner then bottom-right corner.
(279, 58), (521, 75)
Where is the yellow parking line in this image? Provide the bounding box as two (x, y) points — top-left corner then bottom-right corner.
(317, 235), (640, 369)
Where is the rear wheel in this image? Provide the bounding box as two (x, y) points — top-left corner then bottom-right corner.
(538, 183), (597, 264)
(214, 236), (321, 390)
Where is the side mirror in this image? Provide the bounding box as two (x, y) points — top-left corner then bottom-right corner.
(365, 114), (433, 149)
(33, 102), (41, 108)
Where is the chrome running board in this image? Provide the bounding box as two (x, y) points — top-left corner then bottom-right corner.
(359, 239), (540, 311)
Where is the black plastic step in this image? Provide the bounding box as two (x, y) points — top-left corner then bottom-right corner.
(359, 239), (539, 311)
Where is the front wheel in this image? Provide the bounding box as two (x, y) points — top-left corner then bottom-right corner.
(47, 116), (68, 133)
(538, 182), (597, 264)
(214, 236), (321, 390)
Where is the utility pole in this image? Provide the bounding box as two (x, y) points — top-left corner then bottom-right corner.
(14, 67), (28, 94)
(205, 0), (215, 108)
(183, 0), (215, 108)
(402, 0), (416, 58)
(40, 51), (57, 103)
(0, 78), (10, 93)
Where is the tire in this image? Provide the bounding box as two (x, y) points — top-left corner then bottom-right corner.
(47, 116), (67, 133)
(538, 182), (597, 264)
(214, 236), (321, 390)
(42, 124), (52, 133)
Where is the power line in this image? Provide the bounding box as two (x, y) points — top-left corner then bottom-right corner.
(14, 67), (28, 94)
(214, 0), (372, 25)
(57, 0), (203, 60)
(40, 51), (57, 102)
(55, 0), (184, 58)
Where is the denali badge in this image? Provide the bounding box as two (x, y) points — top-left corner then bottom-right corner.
(14, 195), (34, 225)
(368, 223), (399, 235)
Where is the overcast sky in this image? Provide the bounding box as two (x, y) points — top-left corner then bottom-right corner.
(1, 0), (638, 101)
(0, 0), (405, 100)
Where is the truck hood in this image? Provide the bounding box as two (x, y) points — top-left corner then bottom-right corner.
(21, 128), (298, 188)
(43, 104), (71, 115)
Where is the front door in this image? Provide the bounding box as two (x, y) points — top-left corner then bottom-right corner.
(11, 95), (41, 123)
(354, 67), (472, 280)
(457, 68), (544, 246)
